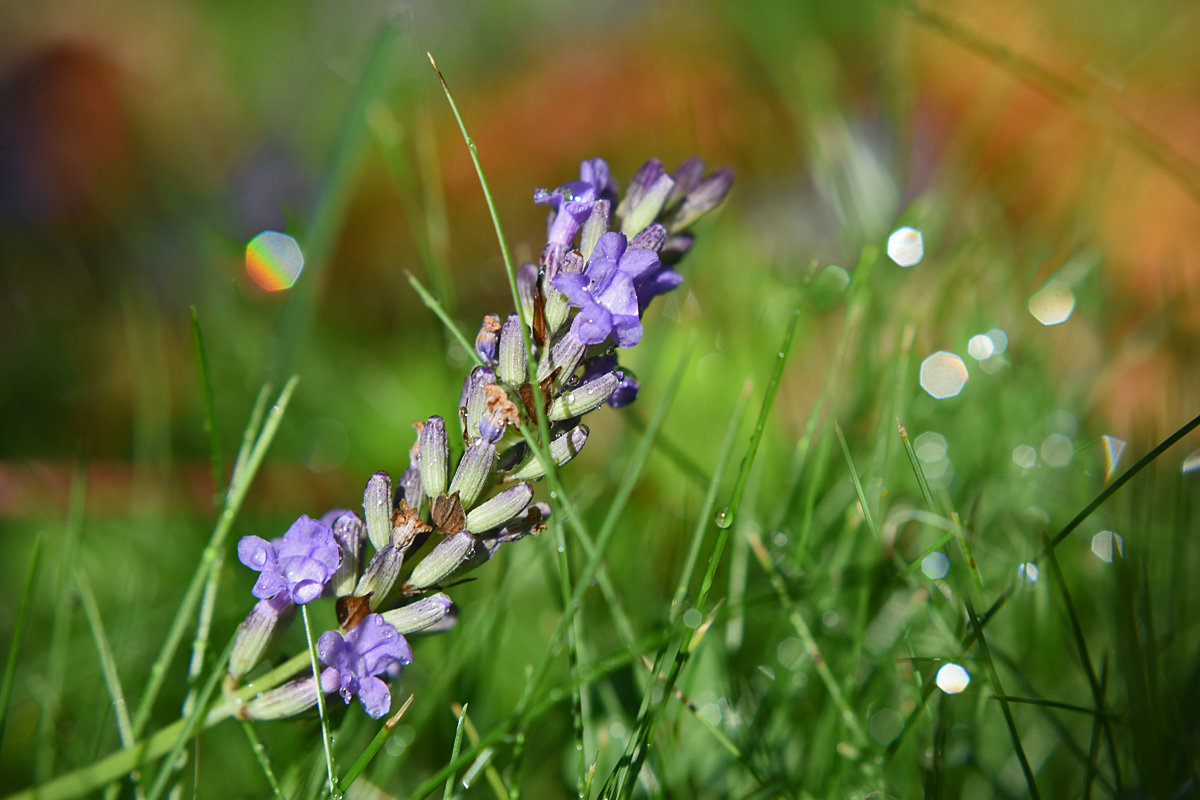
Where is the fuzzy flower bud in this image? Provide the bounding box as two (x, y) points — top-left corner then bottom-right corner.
(497, 313), (527, 385)
(407, 531), (475, 590)
(419, 417), (449, 499)
(362, 472), (392, 552)
(549, 372), (619, 421)
(448, 439), (495, 509)
(466, 482), (534, 533)
(380, 592), (455, 635)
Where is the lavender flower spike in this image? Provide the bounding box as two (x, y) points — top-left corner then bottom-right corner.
(552, 231), (661, 347)
(237, 515), (341, 605)
(318, 614), (413, 719)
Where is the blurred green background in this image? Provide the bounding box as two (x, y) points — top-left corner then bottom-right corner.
(2, 0), (1199, 797)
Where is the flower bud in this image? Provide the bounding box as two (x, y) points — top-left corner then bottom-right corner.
(419, 416), (448, 499)
(548, 372), (619, 421)
(474, 314), (501, 364)
(362, 472), (393, 552)
(330, 513), (365, 597)
(353, 545), (406, 610)
(228, 593), (294, 680)
(543, 249), (584, 334)
(506, 425), (589, 481)
(465, 482), (533, 533)
(407, 531), (475, 589)
(537, 328), (585, 386)
(380, 592), (454, 635)
(517, 262), (537, 323)
(241, 670), (339, 720)
(580, 198), (610, 262)
(629, 222), (668, 253)
(497, 313), (527, 385)
(666, 166), (733, 232)
(448, 439), (495, 510)
(461, 367), (497, 442)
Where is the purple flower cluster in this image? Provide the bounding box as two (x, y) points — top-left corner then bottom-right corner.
(230, 155), (730, 721)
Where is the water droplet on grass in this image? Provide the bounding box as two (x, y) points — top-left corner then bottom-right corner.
(714, 507), (732, 528)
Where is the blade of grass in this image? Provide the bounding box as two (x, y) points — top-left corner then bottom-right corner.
(963, 598), (1041, 800)
(1048, 410), (1200, 550)
(131, 376), (299, 739)
(0, 532), (42, 750)
(697, 308), (800, 612)
(144, 635), (236, 800)
(337, 694), (414, 794)
(448, 702), (509, 799)
(514, 350), (689, 716)
(301, 605), (338, 797)
(898, 420), (937, 511)
(74, 569), (140, 800)
(237, 719), (286, 800)
(442, 704), (468, 799)
(1041, 534), (1123, 790)
(669, 384), (749, 620)
(405, 628), (675, 800)
(405, 273), (482, 369)
(833, 418), (879, 540)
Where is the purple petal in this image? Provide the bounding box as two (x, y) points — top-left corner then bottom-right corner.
(356, 676), (392, 718)
(251, 571), (287, 600)
(596, 271), (638, 318)
(237, 536), (273, 571)
(610, 315), (644, 348)
(551, 272), (591, 305)
(571, 302), (614, 345)
(617, 247), (660, 281)
(290, 579), (324, 605)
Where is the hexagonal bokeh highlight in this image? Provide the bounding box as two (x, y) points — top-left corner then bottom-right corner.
(1028, 279), (1075, 326)
(920, 351), (968, 399)
(886, 226), (924, 267)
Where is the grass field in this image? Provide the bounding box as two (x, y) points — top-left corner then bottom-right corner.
(2, 1), (1199, 797)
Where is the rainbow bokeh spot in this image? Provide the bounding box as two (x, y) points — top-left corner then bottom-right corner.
(246, 231), (304, 291)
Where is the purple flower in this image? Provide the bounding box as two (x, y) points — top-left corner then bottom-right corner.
(552, 231), (661, 347)
(318, 614), (413, 719)
(534, 158), (616, 247)
(237, 515), (341, 605)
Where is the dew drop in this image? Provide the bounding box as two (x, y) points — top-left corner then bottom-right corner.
(714, 507), (732, 528)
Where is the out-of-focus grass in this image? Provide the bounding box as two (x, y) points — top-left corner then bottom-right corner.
(2, 1), (1200, 797)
